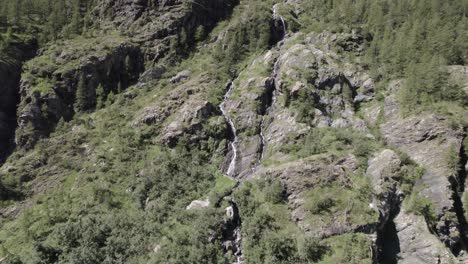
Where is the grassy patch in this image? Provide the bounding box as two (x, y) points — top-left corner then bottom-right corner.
(278, 127), (378, 165)
(301, 174), (378, 231)
(318, 233), (373, 264)
(234, 178), (330, 264)
(403, 189), (438, 224)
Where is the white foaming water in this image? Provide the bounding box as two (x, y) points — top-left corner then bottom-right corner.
(273, 4), (286, 37)
(259, 51), (283, 161)
(257, 4), (287, 162)
(220, 81), (238, 177)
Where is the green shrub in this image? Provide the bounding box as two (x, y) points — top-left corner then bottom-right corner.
(319, 233), (372, 264)
(297, 237), (329, 262)
(308, 195), (335, 214)
(445, 144), (461, 176)
(404, 191), (437, 224)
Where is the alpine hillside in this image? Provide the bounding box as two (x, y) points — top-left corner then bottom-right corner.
(0, 0), (467, 263)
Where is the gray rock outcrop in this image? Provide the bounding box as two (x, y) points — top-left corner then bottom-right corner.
(381, 86), (466, 250)
(366, 149), (403, 227)
(394, 210), (456, 264)
(16, 42), (144, 149)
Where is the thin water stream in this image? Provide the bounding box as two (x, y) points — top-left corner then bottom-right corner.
(217, 4), (288, 263)
(220, 81), (239, 177)
(259, 55), (282, 161)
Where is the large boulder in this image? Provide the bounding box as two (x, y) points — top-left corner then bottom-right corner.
(394, 210), (456, 264)
(366, 149), (403, 227)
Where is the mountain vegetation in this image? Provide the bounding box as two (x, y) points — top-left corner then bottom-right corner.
(0, 0), (467, 263)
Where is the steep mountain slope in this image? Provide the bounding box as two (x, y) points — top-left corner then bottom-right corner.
(0, 0), (467, 263)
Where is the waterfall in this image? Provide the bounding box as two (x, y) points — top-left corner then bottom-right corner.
(218, 4), (290, 262)
(219, 81), (244, 263)
(220, 81), (239, 177)
(273, 3), (286, 38)
(256, 3), (287, 166)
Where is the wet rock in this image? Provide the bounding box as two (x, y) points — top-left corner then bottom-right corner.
(272, 3), (287, 42)
(219, 54), (277, 178)
(0, 37), (38, 161)
(221, 201), (243, 264)
(225, 205), (235, 219)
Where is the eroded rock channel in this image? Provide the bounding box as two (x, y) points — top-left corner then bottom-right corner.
(0, 37), (37, 163)
(451, 131), (468, 255)
(215, 4), (290, 263)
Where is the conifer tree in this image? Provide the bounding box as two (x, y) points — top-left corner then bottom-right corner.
(75, 76), (88, 111)
(117, 81), (123, 93)
(69, 0), (82, 36)
(96, 84), (105, 109)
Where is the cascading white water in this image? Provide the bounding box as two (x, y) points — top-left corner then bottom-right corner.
(259, 55), (281, 161)
(273, 4), (286, 37)
(220, 81), (239, 177)
(218, 5), (289, 263)
(257, 4), (287, 163)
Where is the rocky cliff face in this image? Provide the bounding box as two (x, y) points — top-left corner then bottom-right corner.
(0, 0), (467, 263)
(13, 0), (238, 150)
(0, 36), (37, 162)
(380, 86), (467, 252)
(93, 0), (239, 63)
(0, 60), (21, 162)
(16, 39), (144, 149)
(210, 15), (467, 264)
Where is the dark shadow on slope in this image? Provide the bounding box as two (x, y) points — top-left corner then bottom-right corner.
(0, 36), (38, 164)
(221, 199), (243, 263)
(377, 219), (401, 264)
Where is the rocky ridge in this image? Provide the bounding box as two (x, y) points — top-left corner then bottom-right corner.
(12, 0), (238, 151)
(0, 0), (467, 263)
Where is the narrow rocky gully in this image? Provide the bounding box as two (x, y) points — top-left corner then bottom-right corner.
(258, 45), (283, 162)
(377, 210), (401, 264)
(217, 3), (288, 264)
(451, 131), (468, 256)
(0, 51), (36, 164)
(219, 77), (243, 264)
